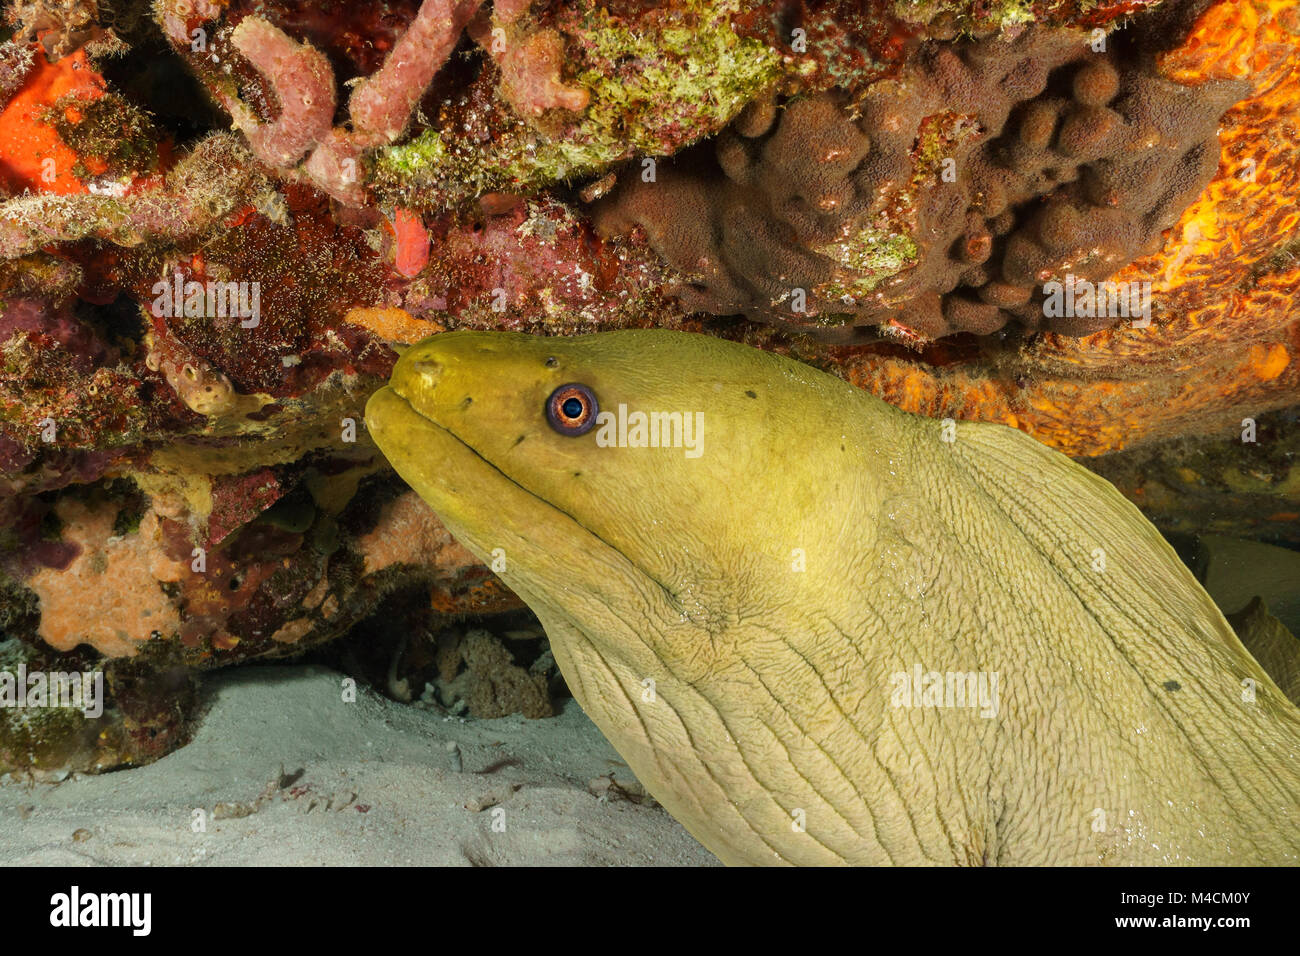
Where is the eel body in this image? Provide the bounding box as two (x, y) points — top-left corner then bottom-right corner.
(365, 329), (1300, 865)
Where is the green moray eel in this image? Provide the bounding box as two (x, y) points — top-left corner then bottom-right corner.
(365, 329), (1300, 866)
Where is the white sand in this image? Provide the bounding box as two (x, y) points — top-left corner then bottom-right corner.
(0, 664), (718, 866)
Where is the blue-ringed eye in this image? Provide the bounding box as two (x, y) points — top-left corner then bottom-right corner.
(546, 384), (598, 435)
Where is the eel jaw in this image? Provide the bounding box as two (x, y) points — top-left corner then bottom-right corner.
(364, 383), (556, 565)
(364, 385), (659, 642)
(364, 383), (497, 538)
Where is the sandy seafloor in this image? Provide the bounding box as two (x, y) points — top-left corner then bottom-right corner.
(0, 665), (717, 866)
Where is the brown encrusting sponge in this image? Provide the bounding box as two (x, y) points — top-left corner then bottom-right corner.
(592, 25), (1249, 341)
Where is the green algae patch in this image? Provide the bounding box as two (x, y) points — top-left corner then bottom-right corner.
(570, 0), (783, 156)
(815, 228), (919, 300)
(374, 0), (782, 212)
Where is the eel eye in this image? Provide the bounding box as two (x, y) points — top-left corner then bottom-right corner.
(546, 383), (598, 436)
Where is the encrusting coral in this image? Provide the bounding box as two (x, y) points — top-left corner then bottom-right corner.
(25, 499), (184, 659)
(594, 21), (1249, 340)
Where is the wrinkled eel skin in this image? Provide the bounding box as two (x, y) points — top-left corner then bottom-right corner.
(366, 330), (1300, 866)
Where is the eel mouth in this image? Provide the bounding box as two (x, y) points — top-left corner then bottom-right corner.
(365, 383), (559, 539)
(366, 381), (688, 645)
(365, 383), (650, 606)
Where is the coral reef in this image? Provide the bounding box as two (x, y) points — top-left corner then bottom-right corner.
(157, 0), (487, 205)
(0, 0), (1295, 776)
(372, 0), (785, 214)
(0, 42), (37, 109)
(4, 0), (117, 61)
(0, 634), (197, 777)
(157, 0), (784, 211)
(26, 498), (184, 658)
(825, 0), (1300, 454)
(593, 23), (1248, 340)
(305, 602), (553, 719)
